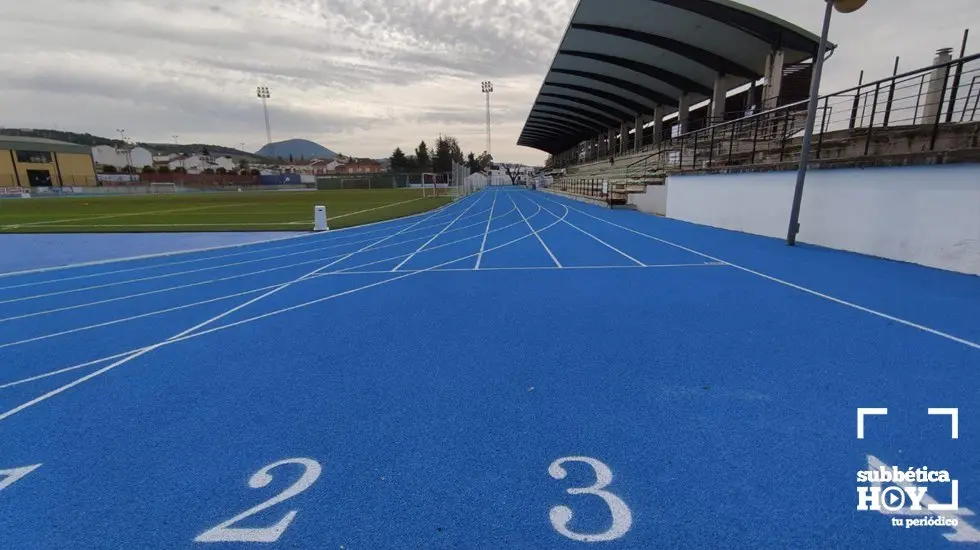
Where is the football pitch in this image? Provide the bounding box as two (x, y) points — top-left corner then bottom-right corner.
(0, 189), (451, 233)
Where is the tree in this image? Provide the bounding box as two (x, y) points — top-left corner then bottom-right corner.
(250, 169), (261, 176)
(216, 167), (228, 175)
(477, 151), (493, 171)
(466, 152), (479, 174)
(414, 141), (430, 171)
(141, 165), (155, 173)
(431, 136), (453, 173)
(157, 165), (171, 174)
(102, 165), (117, 173)
(289, 153), (294, 163)
(238, 159), (249, 171)
(390, 147), (409, 172)
(201, 146), (211, 158)
(202, 168), (215, 174)
(173, 166), (187, 174)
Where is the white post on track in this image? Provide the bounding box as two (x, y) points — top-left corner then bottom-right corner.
(313, 205), (328, 231)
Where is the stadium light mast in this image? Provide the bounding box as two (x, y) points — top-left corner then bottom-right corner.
(787, 0), (869, 245)
(116, 128), (134, 173)
(481, 81), (494, 158)
(256, 86), (273, 157)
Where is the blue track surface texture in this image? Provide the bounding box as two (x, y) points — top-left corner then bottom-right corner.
(0, 188), (977, 549)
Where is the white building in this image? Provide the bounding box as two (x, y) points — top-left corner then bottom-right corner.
(168, 155), (236, 173)
(91, 145), (153, 169)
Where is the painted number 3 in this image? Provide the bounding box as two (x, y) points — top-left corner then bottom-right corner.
(549, 456), (633, 542)
(195, 458), (322, 544)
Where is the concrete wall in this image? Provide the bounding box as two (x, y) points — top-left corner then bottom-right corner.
(628, 184), (667, 216)
(666, 164), (980, 275)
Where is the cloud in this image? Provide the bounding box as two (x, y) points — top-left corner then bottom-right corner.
(0, 0), (975, 163)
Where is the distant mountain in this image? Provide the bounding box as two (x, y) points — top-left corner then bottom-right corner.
(0, 128), (263, 161)
(256, 139), (336, 160)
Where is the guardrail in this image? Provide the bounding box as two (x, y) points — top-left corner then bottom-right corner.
(624, 52), (980, 180)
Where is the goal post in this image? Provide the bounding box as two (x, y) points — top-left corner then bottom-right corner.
(149, 182), (178, 194)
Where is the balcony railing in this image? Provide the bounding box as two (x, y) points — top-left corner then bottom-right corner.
(620, 52), (980, 180)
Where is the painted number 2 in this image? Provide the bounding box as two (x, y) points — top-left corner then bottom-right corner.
(195, 458), (322, 544)
(548, 456), (632, 542)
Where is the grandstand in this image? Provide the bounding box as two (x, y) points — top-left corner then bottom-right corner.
(518, 1), (980, 208)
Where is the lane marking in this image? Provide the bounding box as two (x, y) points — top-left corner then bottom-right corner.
(0, 206), (513, 322)
(530, 194), (643, 266)
(511, 193), (562, 268)
(392, 194), (485, 271)
(0, 200), (568, 422)
(0, 193), (470, 280)
(0, 203), (495, 294)
(0, 349), (150, 390)
(538, 194), (980, 351)
(475, 191), (498, 269)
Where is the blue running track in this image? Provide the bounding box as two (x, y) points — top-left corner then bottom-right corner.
(0, 188), (978, 548)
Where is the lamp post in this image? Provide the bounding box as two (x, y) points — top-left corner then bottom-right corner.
(256, 86), (274, 160)
(481, 81), (494, 158)
(116, 128), (134, 173)
(786, 0), (869, 245)
(173, 135), (185, 171)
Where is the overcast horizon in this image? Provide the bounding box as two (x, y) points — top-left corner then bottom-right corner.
(1, 0), (977, 165)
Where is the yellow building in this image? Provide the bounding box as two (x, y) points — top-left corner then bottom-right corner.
(0, 135), (98, 188)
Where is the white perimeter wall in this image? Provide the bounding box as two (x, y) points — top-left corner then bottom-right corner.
(628, 185), (667, 216)
(666, 164), (980, 275)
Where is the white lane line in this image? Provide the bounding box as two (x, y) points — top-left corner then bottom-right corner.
(0, 261), (720, 390)
(529, 194), (643, 267)
(511, 193), (562, 268)
(173, 198), (464, 340)
(0, 349), (147, 390)
(0, 204), (517, 323)
(328, 203), (543, 275)
(391, 194), (486, 271)
(539, 194), (980, 351)
(0, 202), (493, 293)
(0, 202), (570, 422)
(0, 194), (469, 280)
(0, 282), (284, 349)
(0, 201), (481, 305)
(475, 191), (498, 269)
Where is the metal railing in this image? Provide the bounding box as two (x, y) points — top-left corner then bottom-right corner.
(550, 178), (607, 200)
(621, 53), (980, 180)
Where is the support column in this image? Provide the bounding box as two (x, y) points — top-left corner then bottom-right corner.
(711, 74), (728, 125)
(652, 106), (665, 146)
(745, 81), (758, 116)
(634, 115), (644, 153)
(763, 48), (785, 110)
(677, 93), (691, 134)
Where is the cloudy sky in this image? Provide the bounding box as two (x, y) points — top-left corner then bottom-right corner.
(0, 0), (976, 164)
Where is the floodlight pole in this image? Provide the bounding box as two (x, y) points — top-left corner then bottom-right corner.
(482, 81), (493, 158)
(256, 86), (273, 156)
(786, 0), (835, 245)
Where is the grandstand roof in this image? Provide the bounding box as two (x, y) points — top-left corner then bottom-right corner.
(0, 135), (90, 155)
(517, 0), (828, 154)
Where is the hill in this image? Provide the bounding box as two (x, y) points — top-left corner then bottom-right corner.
(0, 128), (264, 161)
(256, 139), (336, 160)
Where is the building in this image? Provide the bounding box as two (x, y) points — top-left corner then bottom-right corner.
(91, 145), (153, 170)
(167, 154), (236, 173)
(0, 135), (98, 187)
(336, 158), (382, 174)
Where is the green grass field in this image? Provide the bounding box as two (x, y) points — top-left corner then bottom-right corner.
(0, 189), (453, 233)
